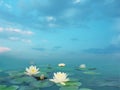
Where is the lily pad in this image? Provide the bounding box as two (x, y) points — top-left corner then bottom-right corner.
(6, 71), (24, 77)
(70, 78), (80, 82)
(0, 85), (6, 89)
(30, 80), (54, 88)
(65, 81), (82, 86)
(59, 86), (79, 90)
(10, 76), (36, 84)
(88, 68), (96, 71)
(57, 81), (82, 87)
(97, 80), (120, 87)
(83, 71), (100, 75)
(0, 85), (19, 90)
(75, 68), (88, 71)
(79, 88), (92, 90)
(18, 86), (39, 90)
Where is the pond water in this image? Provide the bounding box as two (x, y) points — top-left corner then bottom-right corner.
(0, 57), (120, 90)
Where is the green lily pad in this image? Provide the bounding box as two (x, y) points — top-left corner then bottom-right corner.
(57, 81), (82, 87)
(79, 68), (88, 71)
(83, 71), (100, 75)
(97, 80), (120, 87)
(76, 67), (96, 71)
(75, 67), (88, 71)
(79, 88), (92, 90)
(6, 71), (24, 77)
(30, 80), (54, 88)
(70, 78), (80, 82)
(59, 86), (79, 90)
(0, 85), (19, 90)
(65, 81), (82, 86)
(88, 68), (96, 71)
(10, 76), (36, 84)
(18, 86), (39, 90)
(0, 85), (6, 89)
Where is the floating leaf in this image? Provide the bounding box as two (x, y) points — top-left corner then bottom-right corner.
(0, 85), (6, 89)
(30, 80), (54, 88)
(59, 86), (79, 90)
(0, 85), (18, 90)
(79, 88), (92, 90)
(57, 81), (82, 87)
(10, 76), (36, 84)
(6, 71), (24, 77)
(65, 81), (82, 86)
(75, 68), (88, 71)
(70, 78), (80, 82)
(18, 86), (39, 90)
(97, 80), (120, 87)
(83, 71), (100, 75)
(88, 68), (96, 71)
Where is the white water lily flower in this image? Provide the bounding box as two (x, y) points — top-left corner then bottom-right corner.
(58, 63), (65, 67)
(80, 64), (86, 69)
(49, 72), (69, 85)
(25, 65), (39, 76)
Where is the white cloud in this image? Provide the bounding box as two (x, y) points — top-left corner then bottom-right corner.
(46, 16), (56, 22)
(6, 28), (21, 33)
(48, 23), (58, 28)
(5, 27), (33, 35)
(8, 37), (32, 43)
(24, 31), (33, 35)
(63, 8), (78, 18)
(4, 3), (12, 9)
(0, 0), (4, 5)
(8, 37), (19, 41)
(0, 47), (11, 53)
(73, 0), (88, 4)
(45, 16), (59, 28)
(0, 27), (3, 32)
(0, 1), (12, 9)
(21, 39), (32, 43)
(73, 0), (81, 4)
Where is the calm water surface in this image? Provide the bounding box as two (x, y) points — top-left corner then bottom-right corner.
(0, 57), (120, 90)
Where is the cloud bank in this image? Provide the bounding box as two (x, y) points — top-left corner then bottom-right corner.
(0, 47), (11, 53)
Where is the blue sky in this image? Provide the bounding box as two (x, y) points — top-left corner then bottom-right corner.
(0, 0), (120, 60)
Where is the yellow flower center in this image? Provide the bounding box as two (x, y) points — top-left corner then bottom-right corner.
(31, 69), (36, 73)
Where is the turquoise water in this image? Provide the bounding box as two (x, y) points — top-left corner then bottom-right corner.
(0, 56), (120, 90)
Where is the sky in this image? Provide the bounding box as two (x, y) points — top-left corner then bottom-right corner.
(0, 0), (120, 61)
